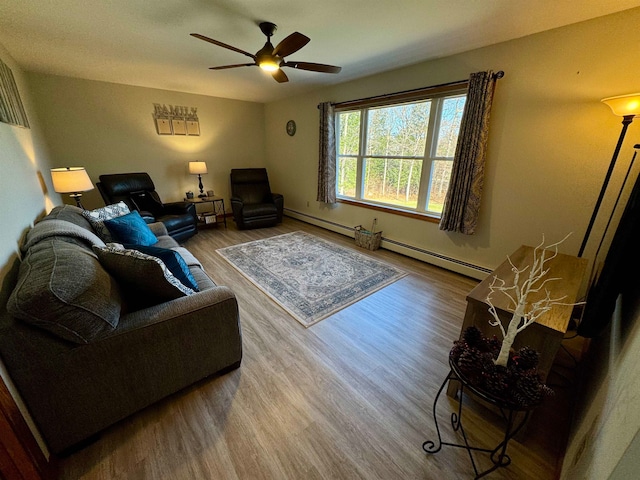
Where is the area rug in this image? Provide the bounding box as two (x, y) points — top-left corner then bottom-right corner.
(216, 231), (407, 327)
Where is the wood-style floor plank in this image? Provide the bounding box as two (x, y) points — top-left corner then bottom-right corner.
(55, 217), (577, 480)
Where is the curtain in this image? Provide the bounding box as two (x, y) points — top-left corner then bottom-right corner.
(439, 70), (498, 234)
(317, 102), (336, 203)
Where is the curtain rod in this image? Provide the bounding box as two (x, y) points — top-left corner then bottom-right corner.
(318, 70), (504, 109)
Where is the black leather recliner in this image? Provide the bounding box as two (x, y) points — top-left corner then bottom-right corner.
(97, 172), (198, 243)
(230, 168), (283, 229)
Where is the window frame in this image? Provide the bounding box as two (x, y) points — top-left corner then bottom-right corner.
(335, 84), (468, 219)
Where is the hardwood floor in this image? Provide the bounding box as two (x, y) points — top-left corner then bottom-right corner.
(56, 217), (577, 480)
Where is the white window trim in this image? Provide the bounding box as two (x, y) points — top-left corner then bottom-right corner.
(335, 89), (467, 217)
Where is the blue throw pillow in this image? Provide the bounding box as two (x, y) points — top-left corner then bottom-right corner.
(123, 244), (199, 291)
(104, 210), (158, 246)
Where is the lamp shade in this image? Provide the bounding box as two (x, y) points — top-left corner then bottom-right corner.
(51, 167), (94, 193)
(601, 93), (640, 117)
(189, 161), (208, 175)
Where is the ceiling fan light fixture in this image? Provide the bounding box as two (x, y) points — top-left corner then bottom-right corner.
(258, 58), (280, 72)
(192, 22), (341, 83)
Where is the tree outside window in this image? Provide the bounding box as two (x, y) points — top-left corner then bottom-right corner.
(336, 92), (466, 216)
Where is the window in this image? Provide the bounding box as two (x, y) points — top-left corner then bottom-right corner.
(336, 91), (466, 217)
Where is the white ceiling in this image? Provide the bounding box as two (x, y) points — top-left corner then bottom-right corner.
(1, 1), (639, 104)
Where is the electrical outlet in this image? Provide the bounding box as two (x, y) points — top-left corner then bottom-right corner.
(307, 201), (310, 207)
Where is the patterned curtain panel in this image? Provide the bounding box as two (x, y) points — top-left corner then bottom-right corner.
(439, 70), (499, 234)
(317, 102), (337, 203)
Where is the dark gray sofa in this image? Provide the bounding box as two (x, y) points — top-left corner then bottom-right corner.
(0, 205), (242, 455)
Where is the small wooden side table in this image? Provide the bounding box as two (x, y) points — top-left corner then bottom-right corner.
(184, 196), (227, 228)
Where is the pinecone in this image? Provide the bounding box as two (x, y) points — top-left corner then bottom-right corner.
(487, 336), (502, 356)
(462, 326), (484, 348)
(512, 370), (545, 407)
(481, 351), (495, 365)
(457, 347), (484, 378)
(482, 364), (509, 398)
(515, 346), (539, 370)
(450, 340), (467, 362)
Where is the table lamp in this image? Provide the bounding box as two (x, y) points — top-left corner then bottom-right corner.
(189, 161), (208, 198)
(51, 167), (94, 209)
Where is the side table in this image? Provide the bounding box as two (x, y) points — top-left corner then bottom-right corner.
(423, 356), (539, 479)
(184, 196), (227, 228)
(447, 245), (587, 398)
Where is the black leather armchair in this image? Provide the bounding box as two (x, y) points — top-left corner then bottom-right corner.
(97, 172), (198, 243)
(230, 168), (283, 229)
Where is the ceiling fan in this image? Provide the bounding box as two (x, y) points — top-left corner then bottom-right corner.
(190, 22), (342, 83)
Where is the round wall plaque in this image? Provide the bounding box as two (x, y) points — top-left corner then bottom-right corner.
(286, 120), (296, 136)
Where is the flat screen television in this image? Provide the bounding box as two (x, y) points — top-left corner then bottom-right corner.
(577, 168), (640, 338)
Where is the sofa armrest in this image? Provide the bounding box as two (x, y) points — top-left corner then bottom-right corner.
(147, 221), (169, 237)
(163, 201), (196, 216)
(138, 210), (156, 223)
(117, 286), (238, 333)
(272, 193), (284, 222)
(230, 196), (244, 219)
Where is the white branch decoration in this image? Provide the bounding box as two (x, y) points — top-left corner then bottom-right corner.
(486, 234), (581, 367)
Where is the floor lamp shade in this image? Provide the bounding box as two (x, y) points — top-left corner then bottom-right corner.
(601, 93), (640, 117)
(189, 161), (208, 197)
(578, 93), (640, 258)
(51, 167), (94, 208)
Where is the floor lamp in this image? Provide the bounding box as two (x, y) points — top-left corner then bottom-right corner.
(578, 93), (640, 258)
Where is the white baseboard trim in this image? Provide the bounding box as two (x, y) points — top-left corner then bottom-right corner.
(284, 209), (491, 280)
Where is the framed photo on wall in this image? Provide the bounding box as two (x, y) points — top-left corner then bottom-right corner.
(155, 117), (172, 135)
(172, 117), (187, 135)
(186, 120), (200, 136)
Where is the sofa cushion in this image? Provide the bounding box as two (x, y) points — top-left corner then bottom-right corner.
(93, 245), (195, 309)
(82, 201), (130, 242)
(7, 239), (122, 344)
(104, 211), (158, 246)
(123, 244), (199, 291)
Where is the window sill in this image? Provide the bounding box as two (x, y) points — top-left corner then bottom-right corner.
(336, 198), (440, 223)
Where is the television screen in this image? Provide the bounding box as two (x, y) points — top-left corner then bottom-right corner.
(577, 169), (640, 338)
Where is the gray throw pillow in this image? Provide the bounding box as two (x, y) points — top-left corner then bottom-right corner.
(7, 239), (122, 344)
(82, 201), (130, 242)
(93, 245), (195, 309)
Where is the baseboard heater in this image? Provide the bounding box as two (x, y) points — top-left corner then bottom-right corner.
(283, 208), (491, 279)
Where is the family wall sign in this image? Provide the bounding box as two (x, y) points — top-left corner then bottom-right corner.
(152, 103), (199, 136)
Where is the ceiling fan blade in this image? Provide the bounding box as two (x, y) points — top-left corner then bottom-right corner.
(209, 63), (256, 70)
(191, 33), (256, 60)
(272, 69), (289, 83)
(282, 61), (342, 74)
(272, 32), (310, 58)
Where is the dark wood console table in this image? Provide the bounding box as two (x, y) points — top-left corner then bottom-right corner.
(447, 245), (587, 398)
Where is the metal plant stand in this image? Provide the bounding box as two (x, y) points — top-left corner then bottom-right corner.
(423, 357), (538, 479)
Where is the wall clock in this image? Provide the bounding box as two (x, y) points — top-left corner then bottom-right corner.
(286, 120), (296, 136)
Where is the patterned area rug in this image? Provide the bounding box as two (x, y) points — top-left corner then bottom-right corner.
(217, 231), (407, 327)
